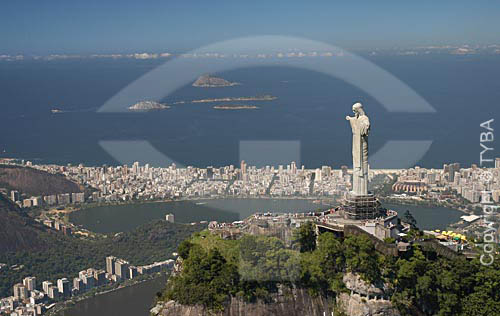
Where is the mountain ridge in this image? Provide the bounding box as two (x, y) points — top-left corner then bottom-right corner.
(0, 193), (49, 254)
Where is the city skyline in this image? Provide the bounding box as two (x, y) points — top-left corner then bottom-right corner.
(2, 42), (500, 61)
(5, 158), (500, 208)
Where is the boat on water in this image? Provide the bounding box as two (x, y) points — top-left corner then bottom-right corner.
(51, 108), (63, 113)
(195, 202), (207, 205)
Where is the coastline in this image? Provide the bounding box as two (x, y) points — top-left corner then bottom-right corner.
(379, 196), (472, 215)
(48, 272), (167, 316)
(66, 194), (467, 214)
(65, 197), (336, 234)
(65, 196), (467, 233)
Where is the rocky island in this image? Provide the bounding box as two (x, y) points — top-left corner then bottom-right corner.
(213, 104), (259, 110)
(128, 101), (170, 111)
(192, 95), (277, 103)
(192, 75), (239, 88)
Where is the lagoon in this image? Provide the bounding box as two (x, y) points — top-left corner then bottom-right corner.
(69, 198), (328, 233)
(69, 198), (463, 233)
(382, 203), (463, 231)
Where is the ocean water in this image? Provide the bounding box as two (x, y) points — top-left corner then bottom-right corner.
(1, 55), (499, 168)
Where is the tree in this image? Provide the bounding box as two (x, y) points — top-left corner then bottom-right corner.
(166, 230), (500, 316)
(316, 232), (344, 274)
(343, 234), (380, 283)
(239, 235), (299, 283)
(315, 232), (345, 293)
(402, 210), (418, 229)
(177, 240), (193, 260)
(295, 221), (316, 252)
(392, 248), (432, 315)
(166, 245), (239, 312)
(384, 237), (396, 244)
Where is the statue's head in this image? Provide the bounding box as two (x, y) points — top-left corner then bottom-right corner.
(352, 102), (364, 116)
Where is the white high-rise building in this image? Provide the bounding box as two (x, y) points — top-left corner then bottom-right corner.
(240, 160), (247, 176)
(42, 281), (52, 294)
(315, 169), (322, 182)
(57, 278), (70, 297)
(10, 190), (20, 201)
(13, 283), (28, 300)
(106, 256), (117, 275)
(23, 277), (36, 291)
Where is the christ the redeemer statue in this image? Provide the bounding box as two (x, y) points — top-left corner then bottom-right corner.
(345, 102), (370, 196)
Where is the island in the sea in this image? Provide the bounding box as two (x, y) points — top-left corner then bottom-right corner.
(213, 104), (259, 110)
(192, 95), (277, 103)
(128, 101), (170, 111)
(192, 74), (239, 87)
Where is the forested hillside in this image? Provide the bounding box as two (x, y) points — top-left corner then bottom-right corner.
(164, 223), (500, 316)
(0, 165), (82, 197)
(0, 192), (204, 297)
(0, 193), (49, 254)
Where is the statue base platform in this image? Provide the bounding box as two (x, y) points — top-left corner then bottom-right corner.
(341, 192), (384, 220)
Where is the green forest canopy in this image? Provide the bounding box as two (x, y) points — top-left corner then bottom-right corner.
(165, 224), (500, 316)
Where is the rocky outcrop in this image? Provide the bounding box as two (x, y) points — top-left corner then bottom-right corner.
(192, 75), (239, 87)
(157, 287), (335, 316)
(337, 293), (399, 316)
(155, 280), (400, 316)
(337, 273), (399, 316)
(128, 101), (169, 111)
(342, 273), (391, 299)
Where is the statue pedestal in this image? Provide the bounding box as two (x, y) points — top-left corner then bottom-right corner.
(341, 192), (384, 220)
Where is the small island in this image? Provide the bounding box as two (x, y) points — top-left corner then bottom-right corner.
(213, 104), (259, 110)
(192, 74), (239, 88)
(192, 95), (276, 103)
(128, 101), (170, 111)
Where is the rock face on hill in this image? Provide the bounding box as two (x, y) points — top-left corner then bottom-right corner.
(338, 273), (399, 316)
(157, 287), (335, 316)
(0, 194), (48, 254)
(155, 276), (399, 316)
(192, 75), (239, 87)
(342, 272), (391, 298)
(338, 292), (399, 316)
(0, 165), (83, 197)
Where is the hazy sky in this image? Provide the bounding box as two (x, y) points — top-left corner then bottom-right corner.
(2, 0), (499, 55)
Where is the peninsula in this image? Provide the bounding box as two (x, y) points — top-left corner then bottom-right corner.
(192, 74), (239, 87)
(128, 101), (169, 111)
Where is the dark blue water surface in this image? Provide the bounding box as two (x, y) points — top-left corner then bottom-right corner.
(0, 55), (499, 168)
